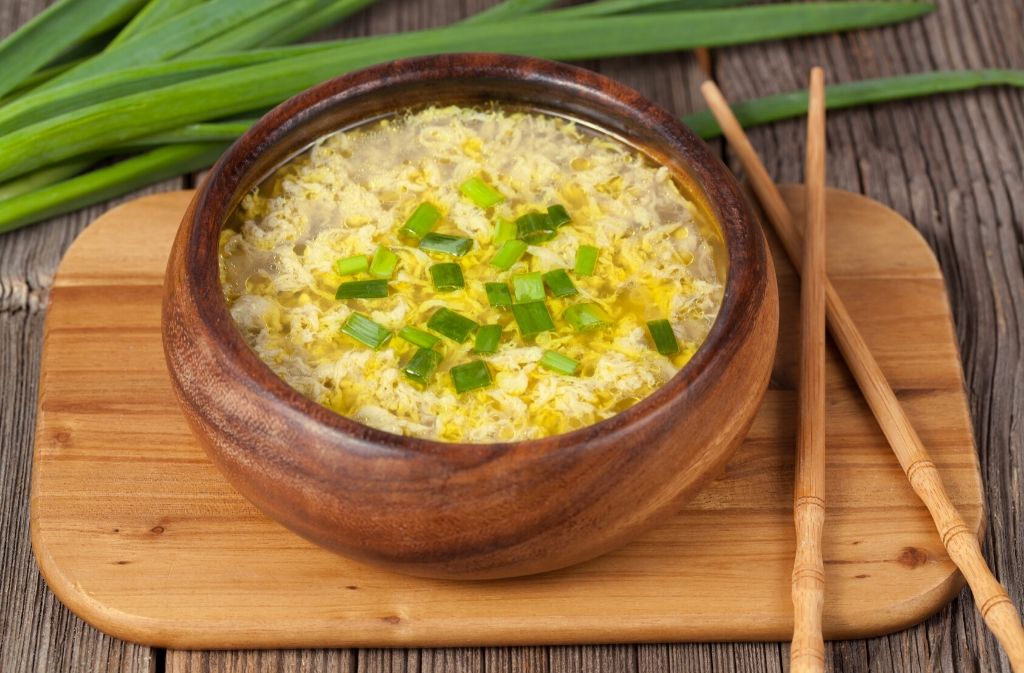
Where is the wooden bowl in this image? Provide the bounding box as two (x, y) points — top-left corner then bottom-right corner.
(162, 53), (778, 580)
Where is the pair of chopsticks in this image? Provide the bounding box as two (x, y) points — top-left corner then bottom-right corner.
(700, 73), (1024, 672)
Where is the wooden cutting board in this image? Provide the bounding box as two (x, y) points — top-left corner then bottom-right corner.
(30, 187), (983, 649)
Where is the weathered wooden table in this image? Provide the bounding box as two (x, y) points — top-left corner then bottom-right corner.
(2, 0), (1022, 671)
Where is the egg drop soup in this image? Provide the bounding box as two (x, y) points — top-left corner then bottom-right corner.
(220, 105), (724, 442)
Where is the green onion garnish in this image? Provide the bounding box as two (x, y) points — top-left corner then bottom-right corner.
(511, 302), (555, 336)
(429, 262), (465, 292)
(474, 324), (502, 354)
(485, 282), (513, 309)
(647, 319), (680, 356)
(494, 217), (516, 246)
(400, 202), (441, 240)
(512, 272), (545, 304)
(334, 254), (368, 276)
(539, 350), (580, 376)
(542, 269), (578, 298)
(335, 279), (389, 300)
(402, 347), (443, 386)
(426, 307), (478, 343)
(547, 204), (572, 228)
(515, 211), (556, 244)
(398, 325), (440, 349)
(490, 240), (528, 270)
(574, 244), (600, 276)
(450, 360), (492, 394)
(369, 246), (398, 278)
(419, 232), (474, 257)
(459, 176), (504, 208)
(340, 312), (391, 350)
(563, 303), (610, 332)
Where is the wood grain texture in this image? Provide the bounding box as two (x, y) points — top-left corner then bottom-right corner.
(2, 0), (1022, 672)
(32, 186), (979, 648)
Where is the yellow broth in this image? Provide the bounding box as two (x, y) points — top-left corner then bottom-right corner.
(220, 105), (724, 442)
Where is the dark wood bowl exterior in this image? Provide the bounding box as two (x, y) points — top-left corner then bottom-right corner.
(162, 54), (778, 580)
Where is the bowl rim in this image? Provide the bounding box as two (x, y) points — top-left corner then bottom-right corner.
(181, 52), (768, 452)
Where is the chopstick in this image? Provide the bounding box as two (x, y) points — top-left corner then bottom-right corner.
(790, 66), (827, 673)
(699, 79), (1024, 673)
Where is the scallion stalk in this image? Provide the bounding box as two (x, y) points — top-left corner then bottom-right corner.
(490, 240), (529, 270)
(369, 246), (398, 278)
(563, 303), (610, 332)
(574, 245), (600, 276)
(450, 360), (493, 394)
(429, 262), (465, 292)
(646, 318), (680, 355)
(485, 282), (513, 309)
(427, 307), (478, 343)
(108, 0), (207, 48)
(398, 325), (441, 349)
(459, 176), (505, 208)
(511, 302), (555, 336)
(474, 324), (502, 354)
(335, 279), (389, 299)
(515, 211), (556, 243)
(512, 272), (545, 304)
(340, 312), (392, 349)
(400, 202), (441, 240)
(542, 269), (578, 298)
(419, 232), (474, 257)
(546, 204), (572, 228)
(494, 217), (516, 246)
(402, 347), (443, 385)
(539, 350), (580, 375)
(334, 254), (369, 276)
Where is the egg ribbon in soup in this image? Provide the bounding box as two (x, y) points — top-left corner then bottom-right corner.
(219, 105), (724, 443)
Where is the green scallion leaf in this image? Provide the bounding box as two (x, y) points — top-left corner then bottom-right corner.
(426, 307), (478, 343)
(516, 211), (556, 243)
(575, 244), (600, 276)
(511, 302), (555, 336)
(485, 282), (513, 309)
(419, 232), (474, 257)
(450, 360), (493, 394)
(542, 269), (578, 298)
(459, 176), (505, 208)
(335, 279), (389, 300)
(494, 217), (517, 246)
(334, 254), (369, 276)
(398, 325), (440, 349)
(340, 312), (392, 349)
(647, 319), (680, 356)
(400, 201), (441, 240)
(539, 350), (580, 376)
(512, 272), (545, 304)
(402, 347), (443, 386)
(490, 240), (529, 270)
(429, 262), (465, 292)
(563, 303), (610, 332)
(474, 324), (502, 354)
(369, 246), (398, 278)
(546, 204), (572, 228)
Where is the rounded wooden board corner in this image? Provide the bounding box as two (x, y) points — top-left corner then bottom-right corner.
(29, 188), (984, 648)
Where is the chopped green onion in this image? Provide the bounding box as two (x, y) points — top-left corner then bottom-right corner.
(494, 217), (517, 246)
(563, 303), (610, 332)
(340, 312), (391, 350)
(400, 202), (441, 240)
(647, 319), (680, 356)
(429, 262), (465, 292)
(402, 347), (443, 386)
(334, 254), (369, 276)
(539, 350), (580, 376)
(427, 307), (478, 343)
(450, 360), (493, 394)
(419, 232), (474, 257)
(490, 240), (529, 270)
(459, 176), (504, 208)
(574, 244), (600, 276)
(369, 246), (398, 278)
(512, 272), (545, 304)
(474, 324), (502, 354)
(398, 325), (440, 349)
(547, 204), (572, 228)
(335, 279), (389, 299)
(511, 302), (555, 336)
(485, 282), (513, 309)
(516, 211), (556, 243)
(542, 269), (578, 298)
